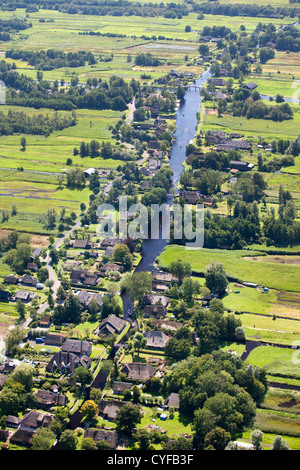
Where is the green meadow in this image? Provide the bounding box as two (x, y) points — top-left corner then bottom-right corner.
(0, 106), (127, 173)
(202, 103), (300, 141)
(158, 246), (300, 293)
(223, 282), (300, 318)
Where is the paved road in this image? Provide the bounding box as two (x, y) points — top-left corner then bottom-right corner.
(38, 217), (82, 314)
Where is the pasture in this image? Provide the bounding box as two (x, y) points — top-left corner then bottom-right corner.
(158, 246), (300, 293)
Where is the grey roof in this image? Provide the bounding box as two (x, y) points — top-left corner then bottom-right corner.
(165, 392), (180, 410)
(84, 429), (119, 448)
(99, 314), (127, 336)
(121, 363), (156, 382)
(61, 339), (92, 356)
(144, 331), (170, 349)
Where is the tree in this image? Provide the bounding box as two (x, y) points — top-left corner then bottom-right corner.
(59, 429), (78, 450)
(163, 436), (193, 450)
(16, 299), (26, 321)
(204, 426), (231, 450)
(11, 363), (34, 392)
(251, 429), (263, 450)
(20, 136), (26, 150)
(4, 326), (24, 355)
(115, 403), (142, 435)
(135, 429), (152, 449)
(96, 440), (112, 450)
(205, 261), (228, 294)
(164, 325), (193, 363)
(124, 272), (152, 306)
(81, 400), (99, 422)
(42, 208), (57, 229)
(132, 332), (147, 358)
(0, 389), (20, 416)
(73, 366), (93, 388)
(272, 435), (290, 450)
(32, 428), (55, 450)
(80, 437), (97, 450)
(181, 277), (200, 302)
(169, 259), (191, 284)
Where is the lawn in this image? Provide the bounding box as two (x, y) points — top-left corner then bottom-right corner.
(137, 406), (193, 438)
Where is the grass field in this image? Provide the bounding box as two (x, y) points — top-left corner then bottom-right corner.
(202, 104), (300, 141)
(158, 246), (300, 293)
(223, 283), (300, 318)
(245, 346), (300, 379)
(0, 106), (127, 173)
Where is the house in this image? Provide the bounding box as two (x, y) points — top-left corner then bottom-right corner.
(76, 289), (103, 311)
(20, 274), (38, 288)
(84, 429), (119, 449)
(100, 263), (124, 275)
(70, 269), (99, 286)
(84, 168), (96, 177)
(120, 363), (156, 382)
(73, 239), (90, 249)
(35, 389), (68, 409)
(151, 271), (177, 283)
(9, 410), (53, 447)
(98, 314), (127, 337)
(230, 161), (254, 171)
(165, 392), (180, 411)
(244, 81), (257, 91)
(0, 361), (16, 374)
(18, 410), (53, 430)
(169, 69), (180, 78)
(179, 190), (201, 204)
(46, 350), (91, 374)
(0, 291), (12, 302)
(144, 331), (170, 349)
(82, 272), (99, 286)
(31, 247), (42, 260)
(100, 237), (122, 248)
(6, 415), (21, 428)
(112, 381), (133, 395)
(152, 280), (168, 292)
(209, 78), (226, 86)
(145, 294), (169, 308)
(61, 339), (92, 356)
(38, 316), (51, 328)
(44, 332), (65, 347)
(155, 319), (182, 332)
(148, 140), (160, 150)
(14, 290), (30, 302)
(9, 428), (35, 447)
(3, 275), (18, 285)
(100, 400), (127, 420)
(143, 304), (166, 318)
(105, 246), (114, 257)
(26, 262), (38, 272)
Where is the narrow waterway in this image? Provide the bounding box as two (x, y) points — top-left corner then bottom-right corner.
(135, 67), (212, 274)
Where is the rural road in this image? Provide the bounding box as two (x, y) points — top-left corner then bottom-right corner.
(37, 217), (82, 314)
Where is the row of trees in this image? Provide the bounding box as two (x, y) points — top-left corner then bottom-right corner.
(0, 109), (77, 137)
(6, 49), (96, 70)
(193, 2), (297, 19)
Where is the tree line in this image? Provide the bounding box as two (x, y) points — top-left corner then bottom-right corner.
(0, 109), (77, 137)
(5, 49), (97, 71)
